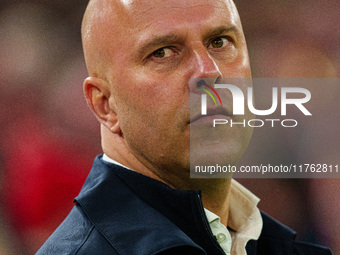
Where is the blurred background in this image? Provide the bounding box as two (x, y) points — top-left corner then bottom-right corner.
(0, 0), (339, 254)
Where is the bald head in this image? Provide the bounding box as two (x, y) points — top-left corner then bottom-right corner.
(82, 0), (122, 78)
(82, 0), (143, 79)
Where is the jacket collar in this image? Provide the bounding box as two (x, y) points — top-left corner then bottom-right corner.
(75, 155), (224, 255)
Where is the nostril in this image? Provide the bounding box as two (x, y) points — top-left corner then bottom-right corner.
(197, 80), (206, 88)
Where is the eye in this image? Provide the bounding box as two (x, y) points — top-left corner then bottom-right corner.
(151, 47), (173, 58)
(208, 37), (231, 49)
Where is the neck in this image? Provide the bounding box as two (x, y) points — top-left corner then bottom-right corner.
(199, 178), (232, 226)
(164, 176), (232, 226)
(102, 126), (232, 225)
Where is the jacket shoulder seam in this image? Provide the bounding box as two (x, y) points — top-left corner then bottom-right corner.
(74, 225), (95, 255)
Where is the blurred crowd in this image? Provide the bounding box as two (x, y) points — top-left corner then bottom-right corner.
(0, 1), (101, 254)
(0, 0), (339, 254)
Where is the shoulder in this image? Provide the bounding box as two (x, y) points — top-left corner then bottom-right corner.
(36, 203), (203, 255)
(37, 157), (205, 255)
(246, 212), (332, 255)
(36, 204), (118, 255)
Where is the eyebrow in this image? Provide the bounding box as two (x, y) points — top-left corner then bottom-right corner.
(138, 34), (183, 58)
(203, 25), (239, 40)
(137, 24), (240, 58)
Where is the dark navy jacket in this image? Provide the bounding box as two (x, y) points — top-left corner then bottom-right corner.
(37, 155), (332, 255)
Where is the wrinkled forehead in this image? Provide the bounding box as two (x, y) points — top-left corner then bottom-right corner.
(94, 0), (241, 32)
(124, 0), (236, 16)
(133, 0), (237, 25)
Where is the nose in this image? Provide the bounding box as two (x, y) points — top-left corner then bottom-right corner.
(189, 46), (222, 93)
(193, 47), (222, 78)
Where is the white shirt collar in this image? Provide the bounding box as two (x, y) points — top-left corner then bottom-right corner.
(102, 154), (131, 170)
(204, 208), (233, 254)
(204, 180), (262, 255)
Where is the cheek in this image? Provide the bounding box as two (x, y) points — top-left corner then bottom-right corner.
(112, 64), (190, 139)
(114, 79), (190, 168)
(218, 42), (251, 78)
(115, 80), (182, 135)
(219, 57), (251, 78)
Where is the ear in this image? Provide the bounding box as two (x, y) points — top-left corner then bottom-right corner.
(83, 77), (121, 134)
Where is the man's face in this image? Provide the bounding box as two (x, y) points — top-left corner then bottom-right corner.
(100, 0), (252, 182)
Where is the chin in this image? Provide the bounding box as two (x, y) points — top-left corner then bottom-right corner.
(190, 142), (244, 166)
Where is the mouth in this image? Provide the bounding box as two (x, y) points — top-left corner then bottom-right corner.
(190, 107), (232, 125)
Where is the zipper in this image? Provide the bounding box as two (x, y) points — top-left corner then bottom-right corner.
(195, 192), (226, 255)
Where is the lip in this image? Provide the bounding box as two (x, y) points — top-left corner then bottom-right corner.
(190, 107), (232, 125)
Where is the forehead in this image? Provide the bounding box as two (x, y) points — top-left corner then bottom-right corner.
(128, 0), (234, 19)
(110, 0), (240, 36)
(86, 0), (243, 72)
